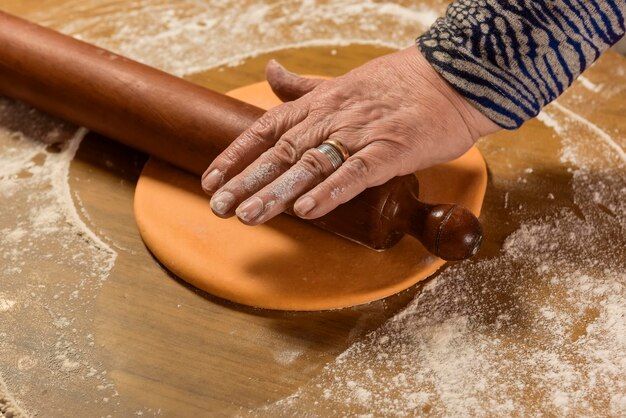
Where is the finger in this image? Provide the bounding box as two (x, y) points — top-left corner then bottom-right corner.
(234, 146), (339, 225)
(209, 114), (336, 218)
(201, 101), (309, 194)
(293, 144), (395, 219)
(266, 59), (326, 102)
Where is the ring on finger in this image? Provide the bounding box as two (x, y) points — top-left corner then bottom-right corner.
(315, 139), (350, 170)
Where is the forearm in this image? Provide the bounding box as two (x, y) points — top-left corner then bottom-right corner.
(417, 0), (626, 129)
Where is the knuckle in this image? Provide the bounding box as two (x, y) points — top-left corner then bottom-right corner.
(248, 105), (291, 142)
(250, 111), (279, 138)
(345, 156), (375, 179)
(298, 149), (327, 177)
(271, 136), (301, 164)
(309, 102), (334, 117)
(249, 103), (301, 142)
(221, 142), (248, 166)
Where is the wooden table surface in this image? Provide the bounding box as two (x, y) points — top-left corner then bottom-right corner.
(0, 1), (624, 417)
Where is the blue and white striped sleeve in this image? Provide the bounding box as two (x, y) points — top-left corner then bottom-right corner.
(416, 0), (626, 129)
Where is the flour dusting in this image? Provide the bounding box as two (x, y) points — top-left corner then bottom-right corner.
(577, 75), (603, 93)
(1, 0), (623, 416)
(256, 97), (626, 416)
(1, 1), (444, 413)
(0, 98), (118, 416)
(0, 377), (28, 418)
(33, 0), (443, 77)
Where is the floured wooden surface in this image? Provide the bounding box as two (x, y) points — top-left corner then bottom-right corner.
(0, 1), (624, 416)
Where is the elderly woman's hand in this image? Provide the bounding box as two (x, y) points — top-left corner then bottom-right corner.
(201, 46), (500, 225)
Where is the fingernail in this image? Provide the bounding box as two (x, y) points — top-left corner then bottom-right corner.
(270, 59), (293, 75)
(236, 197), (264, 222)
(210, 191), (235, 215)
(294, 196), (316, 216)
(269, 58), (282, 68)
(202, 169), (224, 193)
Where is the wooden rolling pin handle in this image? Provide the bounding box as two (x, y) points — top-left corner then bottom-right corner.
(307, 175), (483, 261)
(0, 11), (483, 260)
(406, 202), (483, 261)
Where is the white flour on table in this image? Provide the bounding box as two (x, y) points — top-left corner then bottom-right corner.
(1, 1), (624, 416)
(2, 1), (444, 414)
(256, 85), (626, 416)
(0, 99), (118, 416)
(34, 0), (444, 76)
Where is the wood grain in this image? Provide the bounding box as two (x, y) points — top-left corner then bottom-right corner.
(0, 1), (624, 416)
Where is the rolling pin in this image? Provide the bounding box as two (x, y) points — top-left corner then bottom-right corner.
(0, 11), (482, 261)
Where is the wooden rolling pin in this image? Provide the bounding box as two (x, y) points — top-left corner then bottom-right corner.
(0, 11), (482, 261)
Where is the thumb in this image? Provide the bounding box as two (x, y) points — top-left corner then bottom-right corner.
(266, 59), (325, 102)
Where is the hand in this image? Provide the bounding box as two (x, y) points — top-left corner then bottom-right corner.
(201, 46), (500, 225)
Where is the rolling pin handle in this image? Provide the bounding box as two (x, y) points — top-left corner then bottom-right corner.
(406, 202), (483, 261)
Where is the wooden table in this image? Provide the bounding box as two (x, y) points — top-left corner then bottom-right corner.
(0, 1), (624, 417)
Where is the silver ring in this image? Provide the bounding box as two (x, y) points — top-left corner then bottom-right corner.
(316, 140), (349, 170)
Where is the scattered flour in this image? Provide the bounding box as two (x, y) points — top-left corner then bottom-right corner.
(1, 1), (623, 416)
(256, 92), (626, 415)
(273, 349), (305, 366)
(0, 298), (16, 313)
(32, 0), (443, 77)
(549, 101), (626, 163)
(3, 1), (440, 413)
(0, 377), (28, 418)
(271, 165), (315, 201)
(577, 75), (603, 93)
(0, 99), (118, 416)
(242, 162), (279, 193)
(330, 186), (345, 200)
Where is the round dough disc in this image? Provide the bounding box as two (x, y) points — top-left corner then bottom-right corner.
(134, 80), (488, 311)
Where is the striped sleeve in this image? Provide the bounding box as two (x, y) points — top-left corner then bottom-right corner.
(416, 0), (626, 129)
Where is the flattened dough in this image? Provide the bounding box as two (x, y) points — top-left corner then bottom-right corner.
(133, 80), (488, 311)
